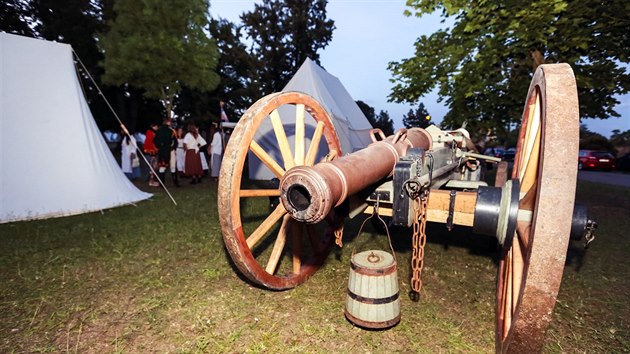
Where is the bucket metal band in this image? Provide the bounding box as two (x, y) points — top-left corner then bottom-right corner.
(344, 310), (401, 329)
(347, 290), (400, 305)
(350, 261), (397, 276)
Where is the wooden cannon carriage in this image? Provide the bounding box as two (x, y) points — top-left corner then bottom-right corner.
(217, 64), (596, 353)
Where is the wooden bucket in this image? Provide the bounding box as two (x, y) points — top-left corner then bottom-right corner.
(344, 250), (400, 329)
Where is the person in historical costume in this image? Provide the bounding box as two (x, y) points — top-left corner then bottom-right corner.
(175, 127), (186, 177)
(143, 122), (159, 187)
(183, 123), (206, 184)
(154, 117), (180, 187)
(210, 124), (223, 180)
(121, 132), (140, 180)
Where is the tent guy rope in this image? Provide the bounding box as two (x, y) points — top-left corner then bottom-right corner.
(72, 49), (177, 206)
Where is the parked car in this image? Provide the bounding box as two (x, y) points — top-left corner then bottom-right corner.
(578, 150), (615, 171)
(503, 147), (516, 162)
(483, 147), (505, 159)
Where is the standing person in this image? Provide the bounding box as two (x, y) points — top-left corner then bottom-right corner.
(183, 123), (206, 184)
(121, 130), (140, 180)
(210, 123), (223, 181)
(199, 128), (209, 177)
(144, 122), (159, 187)
(175, 127), (186, 176)
(154, 117), (180, 187)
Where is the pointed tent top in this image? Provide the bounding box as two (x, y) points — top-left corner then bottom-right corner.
(283, 58), (373, 131)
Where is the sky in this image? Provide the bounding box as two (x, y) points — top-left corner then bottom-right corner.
(210, 0), (629, 138)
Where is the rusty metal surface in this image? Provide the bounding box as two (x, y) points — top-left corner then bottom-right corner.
(218, 92), (342, 290)
(495, 161), (508, 187)
(280, 128), (433, 224)
(496, 64), (579, 353)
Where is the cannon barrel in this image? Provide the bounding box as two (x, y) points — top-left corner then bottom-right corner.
(279, 128), (436, 224)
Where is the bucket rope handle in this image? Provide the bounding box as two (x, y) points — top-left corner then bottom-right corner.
(352, 196), (397, 263)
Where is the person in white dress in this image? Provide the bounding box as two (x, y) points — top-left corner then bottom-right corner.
(121, 133), (140, 180)
(210, 125), (222, 179)
(175, 127), (185, 176)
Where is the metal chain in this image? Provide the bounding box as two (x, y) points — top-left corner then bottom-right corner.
(410, 191), (428, 300)
(334, 225), (344, 247)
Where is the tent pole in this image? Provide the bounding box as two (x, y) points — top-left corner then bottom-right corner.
(72, 50), (177, 206)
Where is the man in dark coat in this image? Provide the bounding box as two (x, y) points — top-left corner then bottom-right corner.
(154, 117), (180, 187)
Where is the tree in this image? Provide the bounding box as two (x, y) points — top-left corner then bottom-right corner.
(389, 0), (630, 136)
(579, 124), (614, 151)
(100, 0), (220, 120)
(0, 0), (35, 36)
(356, 100), (395, 136)
(375, 110), (395, 136)
(241, 0), (335, 96)
(176, 18), (258, 124)
(30, 0), (122, 129)
(402, 103), (431, 129)
(610, 129), (630, 148)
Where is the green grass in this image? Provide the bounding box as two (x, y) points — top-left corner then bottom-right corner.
(1, 178), (628, 353)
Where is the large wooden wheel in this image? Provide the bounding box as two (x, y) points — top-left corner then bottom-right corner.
(218, 92), (342, 290)
(496, 64), (580, 353)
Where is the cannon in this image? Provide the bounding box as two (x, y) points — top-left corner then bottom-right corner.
(218, 64), (596, 353)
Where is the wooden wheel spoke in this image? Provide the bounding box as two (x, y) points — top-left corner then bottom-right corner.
(270, 109), (295, 170)
(503, 251), (513, 335)
(239, 189), (281, 198)
(291, 222), (303, 274)
(511, 241), (524, 315)
(519, 183), (538, 211)
(521, 125), (541, 192)
(250, 140), (285, 179)
(295, 104), (305, 166)
(516, 221), (531, 251)
(265, 215), (290, 274)
(246, 203), (287, 249)
(305, 121), (325, 166)
(519, 93), (541, 186)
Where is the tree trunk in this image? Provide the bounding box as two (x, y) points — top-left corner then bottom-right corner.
(530, 50), (545, 71)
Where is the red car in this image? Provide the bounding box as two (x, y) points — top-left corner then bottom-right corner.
(578, 150), (616, 171)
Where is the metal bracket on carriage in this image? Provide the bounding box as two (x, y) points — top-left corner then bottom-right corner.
(446, 190), (457, 231)
(570, 204), (598, 249)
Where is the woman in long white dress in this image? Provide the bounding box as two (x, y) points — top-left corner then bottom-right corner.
(121, 134), (140, 180)
(210, 127), (222, 179)
(175, 127), (185, 176)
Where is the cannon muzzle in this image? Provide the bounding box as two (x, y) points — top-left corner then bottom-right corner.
(279, 128), (433, 223)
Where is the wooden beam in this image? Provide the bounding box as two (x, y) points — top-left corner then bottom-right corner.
(362, 190), (478, 227)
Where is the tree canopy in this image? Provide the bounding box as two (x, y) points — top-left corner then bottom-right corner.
(241, 0), (335, 96)
(389, 0), (630, 136)
(356, 100), (395, 136)
(402, 102), (432, 129)
(100, 0), (220, 120)
(0, 1), (35, 36)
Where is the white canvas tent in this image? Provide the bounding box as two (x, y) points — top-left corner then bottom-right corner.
(0, 32), (151, 223)
(248, 58), (373, 180)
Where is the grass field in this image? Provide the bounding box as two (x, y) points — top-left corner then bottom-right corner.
(1, 177), (628, 353)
